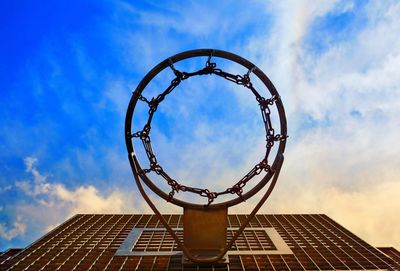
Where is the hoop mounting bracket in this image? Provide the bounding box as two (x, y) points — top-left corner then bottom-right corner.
(183, 207), (228, 265)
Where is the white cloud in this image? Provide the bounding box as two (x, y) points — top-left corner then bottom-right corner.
(229, 0), (400, 249)
(53, 184), (126, 214)
(15, 157), (51, 196)
(11, 156), (144, 239)
(0, 218), (26, 241)
(119, 1), (264, 38)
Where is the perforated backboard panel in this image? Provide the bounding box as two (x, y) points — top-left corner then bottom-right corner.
(1, 214), (399, 270)
(115, 227), (289, 257)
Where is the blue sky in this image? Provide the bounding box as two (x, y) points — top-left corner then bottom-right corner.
(1, 1), (400, 251)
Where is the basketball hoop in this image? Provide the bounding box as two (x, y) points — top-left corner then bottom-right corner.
(125, 49), (287, 264)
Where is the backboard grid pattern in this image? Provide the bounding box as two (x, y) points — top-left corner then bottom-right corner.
(378, 247), (400, 267)
(133, 230), (181, 252)
(0, 214), (398, 270)
(132, 229), (276, 252)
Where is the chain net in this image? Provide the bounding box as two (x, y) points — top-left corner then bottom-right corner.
(128, 55), (287, 205)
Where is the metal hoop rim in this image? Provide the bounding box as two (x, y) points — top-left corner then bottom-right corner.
(125, 49), (287, 209)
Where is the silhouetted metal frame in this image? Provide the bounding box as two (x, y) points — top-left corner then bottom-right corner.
(125, 49), (287, 210)
(125, 49), (287, 263)
(129, 151), (284, 264)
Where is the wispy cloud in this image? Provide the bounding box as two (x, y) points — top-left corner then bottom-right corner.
(228, 0), (400, 248)
(5, 157), (141, 242)
(0, 218), (26, 241)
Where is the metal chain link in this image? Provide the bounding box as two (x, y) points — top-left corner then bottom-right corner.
(130, 54), (287, 205)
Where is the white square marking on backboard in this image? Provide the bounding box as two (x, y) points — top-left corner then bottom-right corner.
(115, 227), (293, 256)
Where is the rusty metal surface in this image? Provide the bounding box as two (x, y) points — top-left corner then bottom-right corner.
(1, 214), (399, 270)
(183, 207), (228, 260)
